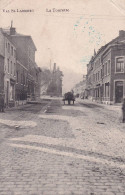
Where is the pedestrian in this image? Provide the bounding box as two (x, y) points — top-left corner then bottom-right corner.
(122, 98), (125, 123)
(0, 93), (5, 113)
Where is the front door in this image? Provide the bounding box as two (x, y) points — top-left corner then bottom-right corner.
(115, 81), (123, 103)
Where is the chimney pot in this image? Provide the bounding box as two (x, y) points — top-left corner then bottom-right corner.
(10, 27), (16, 35)
(119, 30), (125, 37)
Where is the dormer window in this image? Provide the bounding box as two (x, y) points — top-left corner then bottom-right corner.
(8, 43), (10, 53)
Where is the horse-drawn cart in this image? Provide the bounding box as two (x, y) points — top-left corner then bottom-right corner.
(62, 92), (75, 105)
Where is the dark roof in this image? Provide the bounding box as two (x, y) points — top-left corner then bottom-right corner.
(1, 28), (37, 51)
(90, 35), (120, 63)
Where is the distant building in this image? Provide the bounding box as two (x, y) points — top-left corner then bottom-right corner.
(72, 75), (86, 98)
(40, 69), (52, 96)
(86, 30), (125, 104)
(47, 63), (63, 96)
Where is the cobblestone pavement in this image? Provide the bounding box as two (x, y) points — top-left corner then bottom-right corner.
(0, 98), (125, 195)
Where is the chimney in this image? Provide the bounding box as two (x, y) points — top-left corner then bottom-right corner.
(119, 30), (125, 37)
(53, 63), (56, 72)
(10, 20), (16, 35)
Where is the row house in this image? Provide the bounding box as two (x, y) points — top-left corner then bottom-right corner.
(0, 28), (16, 107)
(9, 26), (41, 104)
(0, 24), (41, 107)
(0, 29), (5, 99)
(86, 30), (125, 104)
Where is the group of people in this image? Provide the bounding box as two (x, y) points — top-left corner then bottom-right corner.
(0, 94), (5, 113)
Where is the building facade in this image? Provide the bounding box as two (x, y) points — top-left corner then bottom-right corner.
(0, 29), (4, 96)
(72, 75), (86, 98)
(0, 25), (41, 105)
(0, 28), (16, 107)
(86, 30), (125, 104)
(0, 24), (41, 107)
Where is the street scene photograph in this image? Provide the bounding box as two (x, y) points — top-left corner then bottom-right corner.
(0, 0), (125, 194)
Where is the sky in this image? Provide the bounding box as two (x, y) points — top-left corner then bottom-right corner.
(0, 0), (125, 92)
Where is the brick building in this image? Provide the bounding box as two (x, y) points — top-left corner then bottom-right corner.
(86, 30), (125, 104)
(0, 30), (4, 96)
(1, 24), (41, 106)
(0, 28), (16, 107)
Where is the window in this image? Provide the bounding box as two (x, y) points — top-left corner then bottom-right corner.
(21, 73), (23, 84)
(14, 63), (16, 76)
(96, 73), (98, 81)
(16, 71), (18, 83)
(98, 71), (100, 81)
(36, 73), (38, 82)
(107, 60), (110, 75)
(99, 58), (101, 65)
(11, 46), (13, 56)
(97, 73), (98, 81)
(23, 71), (25, 84)
(104, 63), (107, 76)
(101, 69), (102, 78)
(8, 43), (10, 53)
(14, 50), (16, 58)
(105, 83), (110, 97)
(8, 59), (9, 73)
(25, 74), (27, 85)
(102, 65), (104, 77)
(116, 57), (124, 72)
(11, 61), (12, 74)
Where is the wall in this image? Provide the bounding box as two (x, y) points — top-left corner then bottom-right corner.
(111, 45), (125, 102)
(4, 36), (16, 107)
(0, 55), (4, 93)
(0, 30), (5, 57)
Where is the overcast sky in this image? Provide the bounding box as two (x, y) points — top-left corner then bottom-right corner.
(0, 0), (125, 92)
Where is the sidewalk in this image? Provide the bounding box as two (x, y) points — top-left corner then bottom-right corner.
(77, 98), (122, 112)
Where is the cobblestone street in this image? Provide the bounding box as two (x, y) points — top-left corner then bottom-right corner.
(0, 98), (125, 195)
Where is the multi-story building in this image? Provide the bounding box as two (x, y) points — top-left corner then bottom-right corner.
(2, 24), (41, 105)
(86, 30), (125, 104)
(0, 28), (16, 107)
(0, 29), (5, 96)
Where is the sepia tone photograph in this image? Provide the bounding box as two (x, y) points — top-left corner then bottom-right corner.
(0, 0), (125, 194)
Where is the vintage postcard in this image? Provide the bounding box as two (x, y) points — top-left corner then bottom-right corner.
(0, 0), (125, 194)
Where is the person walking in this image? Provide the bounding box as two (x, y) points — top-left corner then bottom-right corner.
(122, 98), (125, 123)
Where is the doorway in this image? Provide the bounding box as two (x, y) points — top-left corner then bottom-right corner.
(115, 81), (123, 103)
